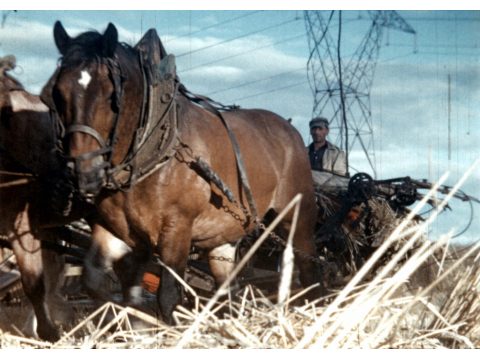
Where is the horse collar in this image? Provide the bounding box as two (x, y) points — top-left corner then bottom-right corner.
(103, 53), (180, 191)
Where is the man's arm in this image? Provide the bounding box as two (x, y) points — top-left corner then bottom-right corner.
(333, 150), (348, 177)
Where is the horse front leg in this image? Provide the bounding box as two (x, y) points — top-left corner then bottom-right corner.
(42, 249), (74, 326)
(113, 249), (149, 307)
(83, 224), (133, 302)
(11, 212), (59, 342)
(22, 249), (74, 339)
(156, 222), (192, 325)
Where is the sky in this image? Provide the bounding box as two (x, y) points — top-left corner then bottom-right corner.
(1, 1), (479, 244)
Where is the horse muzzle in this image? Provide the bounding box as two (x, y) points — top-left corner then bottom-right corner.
(66, 148), (111, 202)
(64, 124), (113, 202)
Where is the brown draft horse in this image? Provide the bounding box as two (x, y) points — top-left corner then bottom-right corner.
(0, 55), (74, 341)
(44, 22), (323, 323)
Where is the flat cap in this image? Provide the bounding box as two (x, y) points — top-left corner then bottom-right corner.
(309, 117), (329, 129)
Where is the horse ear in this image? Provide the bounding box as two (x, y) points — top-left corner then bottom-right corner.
(53, 21), (71, 55)
(102, 23), (118, 57)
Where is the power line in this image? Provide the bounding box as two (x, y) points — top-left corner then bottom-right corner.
(208, 49), (374, 101)
(168, 10), (263, 41)
(208, 67), (305, 96)
(386, 42), (479, 50)
(337, 11), (349, 171)
(381, 50), (478, 61)
(229, 79), (308, 103)
(379, 51), (417, 63)
(176, 17), (301, 58)
(180, 32), (306, 74)
(403, 16), (480, 22)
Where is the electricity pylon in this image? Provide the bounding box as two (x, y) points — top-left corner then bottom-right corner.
(304, 10), (415, 177)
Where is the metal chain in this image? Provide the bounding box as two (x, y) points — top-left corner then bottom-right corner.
(175, 141), (323, 265)
(256, 222), (323, 265)
(208, 255), (235, 263)
(221, 205), (244, 224)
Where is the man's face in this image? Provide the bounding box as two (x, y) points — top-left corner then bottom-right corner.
(310, 126), (329, 143)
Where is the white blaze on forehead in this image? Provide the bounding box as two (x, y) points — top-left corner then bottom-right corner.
(9, 92), (48, 113)
(78, 70), (92, 89)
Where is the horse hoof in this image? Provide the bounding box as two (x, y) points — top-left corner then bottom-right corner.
(37, 326), (60, 343)
(161, 314), (175, 326)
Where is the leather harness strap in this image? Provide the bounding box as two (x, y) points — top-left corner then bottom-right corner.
(65, 124), (109, 149)
(178, 84), (259, 226)
(41, 45), (259, 227)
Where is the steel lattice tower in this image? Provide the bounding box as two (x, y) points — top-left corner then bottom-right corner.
(304, 10), (415, 177)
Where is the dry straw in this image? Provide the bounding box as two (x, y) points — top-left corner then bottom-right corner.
(1, 159), (479, 348)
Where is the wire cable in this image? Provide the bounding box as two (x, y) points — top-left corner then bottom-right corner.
(229, 79), (308, 103)
(208, 67), (305, 96)
(180, 32), (306, 74)
(168, 10), (263, 42)
(176, 17), (301, 58)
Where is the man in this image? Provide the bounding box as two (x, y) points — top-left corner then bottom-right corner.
(307, 116), (347, 176)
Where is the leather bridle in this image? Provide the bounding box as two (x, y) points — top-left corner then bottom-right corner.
(47, 55), (130, 202)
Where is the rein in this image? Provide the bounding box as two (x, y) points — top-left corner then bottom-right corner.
(0, 147), (35, 189)
(0, 172), (33, 188)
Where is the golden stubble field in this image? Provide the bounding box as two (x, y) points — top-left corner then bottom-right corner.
(1, 174), (479, 349)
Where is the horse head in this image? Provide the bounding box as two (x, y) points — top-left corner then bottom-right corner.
(1, 55), (57, 175)
(42, 21), (154, 201)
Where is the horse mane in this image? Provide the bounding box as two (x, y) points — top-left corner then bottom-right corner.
(61, 30), (137, 68)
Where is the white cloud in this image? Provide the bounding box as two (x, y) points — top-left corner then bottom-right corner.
(1, 10), (478, 245)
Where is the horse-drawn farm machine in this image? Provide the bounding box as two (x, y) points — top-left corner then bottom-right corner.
(2, 171), (477, 312)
